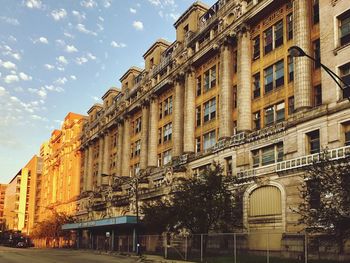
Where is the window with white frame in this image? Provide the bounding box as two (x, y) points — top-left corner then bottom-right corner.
(338, 9), (350, 47)
(163, 122), (172, 142)
(203, 98), (216, 123)
(339, 62), (350, 100)
(163, 149), (172, 165)
(252, 143), (284, 167)
(203, 65), (217, 92)
(264, 20), (283, 55)
(164, 96), (173, 116)
(264, 60), (285, 93)
(134, 140), (141, 156)
(203, 130), (216, 151)
(264, 101), (285, 127)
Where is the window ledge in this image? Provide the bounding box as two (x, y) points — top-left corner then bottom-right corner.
(333, 42), (350, 55)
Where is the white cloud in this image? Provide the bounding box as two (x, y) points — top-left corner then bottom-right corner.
(76, 23), (97, 36)
(129, 8), (137, 14)
(4, 75), (19, 84)
(75, 56), (88, 65)
(44, 85), (64, 92)
(51, 9), (67, 21)
(65, 45), (78, 53)
(133, 21), (143, 31)
(87, 53), (96, 60)
(0, 60), (17, 70)
(70, 75), (77, 80)
(57, 55), (68, 64)
(55, 39), (66, 47)
(31, 114), (47, 121)
(57, 66), (65, 71)
(29, 87), (47, 99)
(33, 36), (48, 44)
(80, 0), (97, 8)
(19, 72), (32, 81)
(103, 0), (112, 8)
(147, 0), (175, 7)
(54, 77), (68, 85)
(8, 36), (17, 42)
(0, 16), (20, 26)
(98, 16), (104, 22)
(44, 64), (55, 70)
(72, 10), (86, 21)
(25, 0), (42, 9)
(0, 86), (7, 96)
(111, 41), (126, 48)
(91, 96), (99, 101)
(63, 32), (74, 39)
(169, 13), (179, 21)
(97, 24), (104, 31)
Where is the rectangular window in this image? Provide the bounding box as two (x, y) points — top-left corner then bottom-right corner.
(233, 51), (238, 73)
(253, 111), (261, 130)
(135, 117), (142, 134)
(340, 62), (350, 99)
(277, 143), (284, 162)
(288, 56), (294, 82)
(275, 60), (284, 88)
(204, 70), (210, 91)
(210, 65), (217, 88)
(253, 36), (260, 60)
(203, 98), (216, 123)
(307, 130), (320, 154)
(203, 130), (216, 151)
(163, 122), (172, 142)
(313, 0), (319, 25)
(276, 101), (285, 122)
(158, 128), (162, 145)
(164, 96), (173, 116)
(134, 140), (141, 156)
(262, 145), (275, 166)
(313, 39), (321, 69)
(339, 9), (350, 46)
(308, 180), (320, 209)
(157, 154), (162, 167)
(253, 73), (260, 98)
(313, 85), (322, 106)
(163, 150), (172, 165)
(264, 66), (273, 93)
(264, 27), (273, 54)
(287, 13), (293, 40)
(233, 86), (237, 108)
(196, 137), (201, 153)
(196, 106), (201, 127)
(274, 20), (283, 48)
(345, 127), (350, 146)
(225, 156), (233, 176)
(159, 102), (163, 119)
(196, 76), (202, 96)
(288, 96), (294, 115)
(252, 150), (260, 167)
(264, 106), (274, 126)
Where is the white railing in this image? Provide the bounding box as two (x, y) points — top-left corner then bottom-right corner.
(276, 145), (350, 172)
(236, 163), (276, 180)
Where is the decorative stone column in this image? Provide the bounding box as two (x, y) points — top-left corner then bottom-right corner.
(97, 136), (104, 186)
(294, 0), (312, 110)
(116, 122), (123, 176)
(102, 132), (110, 177)
(184, 68), (196, 153)
(172, 74), (185, 157)
(148, 96), (159, 167)
(219, 40), (234, 138)
(140, 101), (149, 170)
(86, 144), (93, 191)
(237, 28), (252, 132)
(83, 146), (89, 192)
(121, 117), (131, 176)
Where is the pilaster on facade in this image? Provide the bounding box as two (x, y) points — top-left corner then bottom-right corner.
(172, 73), (185, 157)
(86, 144), (94, 191)
(121, 116), (131, 176)
(148, 96), (159, 167)
(116, 121), (124, 176)
(140, 101), (150, 170)
(219, 37), (234, 139)
(237, 27), (252, 132)
(184, 67), (196, 153)
(97, 137), (104, 186)
(293, 0), (312, 111)
(102, 132), (110, 179)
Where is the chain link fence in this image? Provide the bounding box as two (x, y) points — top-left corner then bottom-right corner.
(77, 232), (349, 262)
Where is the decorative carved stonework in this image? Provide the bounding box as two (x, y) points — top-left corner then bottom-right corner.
(255, 176), (270, 187)
(331, 0), (339, 6)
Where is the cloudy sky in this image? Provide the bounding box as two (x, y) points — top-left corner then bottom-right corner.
(0, 0), (217, 183)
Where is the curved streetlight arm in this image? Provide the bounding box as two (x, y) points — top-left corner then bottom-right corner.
(288, 46), (350, 101)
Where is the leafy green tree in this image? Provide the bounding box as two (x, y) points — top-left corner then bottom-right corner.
(142, 162), (243, 235)
(298, 150), (350, 253)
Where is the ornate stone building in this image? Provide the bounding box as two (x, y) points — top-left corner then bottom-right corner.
(37, 112), (87, 222)
(70, 0), (350, 251)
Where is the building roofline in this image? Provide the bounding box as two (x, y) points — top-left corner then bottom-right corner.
(119, 67), (143, 82)
(173, 1), (209, 28)
(101, 87), (121, 100)
(142, 39), (171, 59)
(87, 103), (103, 114)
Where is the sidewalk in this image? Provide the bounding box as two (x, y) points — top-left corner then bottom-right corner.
(139, 254), (196, 263)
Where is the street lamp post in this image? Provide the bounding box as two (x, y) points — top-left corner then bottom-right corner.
(288, 45), (350, 101)
(114, 171), (148, 256)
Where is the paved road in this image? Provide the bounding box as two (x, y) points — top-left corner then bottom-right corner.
(0, 246), (141, 263)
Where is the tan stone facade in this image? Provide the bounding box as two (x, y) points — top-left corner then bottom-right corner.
(75, 1), (350, 241)
(37, 112), (86, 222)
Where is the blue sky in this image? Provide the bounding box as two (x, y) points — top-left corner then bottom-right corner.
(0, 0), (217, 183)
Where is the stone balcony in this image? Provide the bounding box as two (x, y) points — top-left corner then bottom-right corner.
(276, 145), (350, 173)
